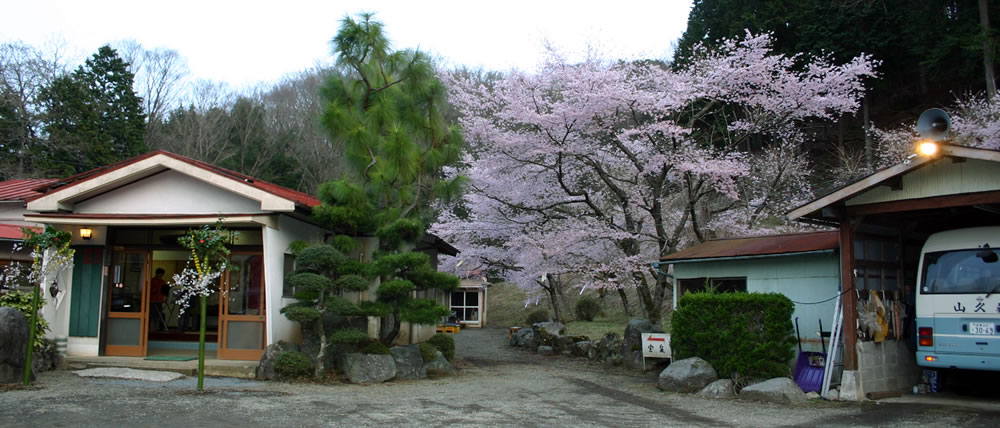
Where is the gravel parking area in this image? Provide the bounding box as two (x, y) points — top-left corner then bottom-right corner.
(1, 327), (999, 427)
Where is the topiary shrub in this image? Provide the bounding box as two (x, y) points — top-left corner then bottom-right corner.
(329, 328), (371, 344)
(671, 292), (796, 381)
(362, 341), (391, 355)
(574, 295), (602, 321)
(525, 308), (549, 325)
(427, 333), (455, 361)
(419, 343), (438, 362)
(274, 351), (314, 379)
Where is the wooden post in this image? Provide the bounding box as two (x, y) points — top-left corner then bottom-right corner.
(840, 218), (858, 371)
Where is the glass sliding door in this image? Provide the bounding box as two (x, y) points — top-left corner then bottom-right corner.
(105, 251), (149, 356)
(218, 252), (266, 360)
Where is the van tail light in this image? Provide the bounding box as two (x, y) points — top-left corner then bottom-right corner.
(919, 327), (933, 347)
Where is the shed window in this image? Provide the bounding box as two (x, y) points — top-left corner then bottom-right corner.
(677, 277), (747, 297)
(450, 290), (480, 322)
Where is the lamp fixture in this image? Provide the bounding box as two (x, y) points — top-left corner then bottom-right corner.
(917, 141), (939, 157)
(79, 227), (93, 240)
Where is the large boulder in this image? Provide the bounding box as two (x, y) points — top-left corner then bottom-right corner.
(739, 377), (808, 404)
(0, 307), (30, 384)
(698, 379), (736, 399)
(656, 357), (718, 393)
(537, 345), (556, 356)
(621, 318), (664, 354)
(342, 353), (396, 384)
(256, 341), (299, 380)
(423, 350), (454, 376)
(531, 321), (566, 350)
(533, 321), (566, 336)
(390, 345), (426, 380)
(571, 341), (592, 358)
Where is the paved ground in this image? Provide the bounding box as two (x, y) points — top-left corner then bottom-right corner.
(2, 327), (1000, 427)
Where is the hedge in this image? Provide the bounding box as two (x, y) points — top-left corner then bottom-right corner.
(670, 292), (796, 380)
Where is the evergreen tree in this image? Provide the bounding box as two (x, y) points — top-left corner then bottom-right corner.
(315, 13), (462, 345)
(38, 45), (145, 175)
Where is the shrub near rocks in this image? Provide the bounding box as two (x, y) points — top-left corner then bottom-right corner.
(671, 292), (796, 380)
(274, 351), (314, 379)
(573, 295), (602, 321)
(427, 333), (455, 361)
(525, 309), (549, 324)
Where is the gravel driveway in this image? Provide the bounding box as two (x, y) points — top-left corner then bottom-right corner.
(2, 327), (999, 427)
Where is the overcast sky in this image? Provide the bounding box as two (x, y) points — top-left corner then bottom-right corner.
(2, 1), (693, 88)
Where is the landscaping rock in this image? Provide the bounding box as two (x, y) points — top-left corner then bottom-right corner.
(697, 379), (736, 398)
(594, 332), (623, 362)
(537, 345), (556, 356)
(623, 350), (645, 371)
(342, 353), (396, 384)
(390, 345), (426, 380)
(32, 339), (63, 374)
(511, 328), (534, 348)
(533, 321), (566, 336)
(571, 341), (591, 358)
(256, 341), (299, 380)
(621, 318), (663, 354)
(739, 377), (807, 404)
(423, 350), (454, 375)
(0, 307), (30, 384)
(805, 391), (821, 400)
(656, 357), (718, 393)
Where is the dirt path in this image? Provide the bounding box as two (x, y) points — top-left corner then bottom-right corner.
(0, 328), (998, 427)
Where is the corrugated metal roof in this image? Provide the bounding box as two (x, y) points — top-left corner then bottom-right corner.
(0, 179), (57, 202)
(660, 231), (839, 262)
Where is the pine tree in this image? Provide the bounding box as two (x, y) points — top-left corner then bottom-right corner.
(315, 13), (462, 345)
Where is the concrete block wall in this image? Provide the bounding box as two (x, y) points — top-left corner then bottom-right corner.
(856, 340), (920, 395)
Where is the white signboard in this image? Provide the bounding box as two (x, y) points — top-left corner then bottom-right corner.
(641, 333), (671, 370)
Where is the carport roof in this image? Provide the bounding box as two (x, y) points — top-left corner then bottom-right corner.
(659, 231), (839, 263)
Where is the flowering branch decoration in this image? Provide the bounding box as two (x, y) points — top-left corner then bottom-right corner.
(172, 220), (234, 391)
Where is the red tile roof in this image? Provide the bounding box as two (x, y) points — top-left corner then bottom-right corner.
(0, 179), (58, 201)
(32, 150), (320, 209)
(660, 231), (839, 262)
(0, 224), (40, 240)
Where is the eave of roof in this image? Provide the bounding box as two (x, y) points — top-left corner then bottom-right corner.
(787, 144), (1000, 222)
(29, 150), (320, 209)
(659, 231), (839, 263)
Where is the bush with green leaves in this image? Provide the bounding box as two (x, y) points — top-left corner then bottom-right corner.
(573, 295), (602, 322)
(427, 333), (455, 361)
(0, 290), (49, 350)
(362, 341), (391, 355)
(274, 351), (314, 379)
(671, 292), (796, 381)
(330, 328), (372, 345)
(419, 343), (438, 362)
(525, 308), (549, 325)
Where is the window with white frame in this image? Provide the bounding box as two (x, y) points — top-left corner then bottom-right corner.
(450, 290), (480, 322)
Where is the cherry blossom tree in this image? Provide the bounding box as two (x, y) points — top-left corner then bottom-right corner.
(433, 33), (876, 322)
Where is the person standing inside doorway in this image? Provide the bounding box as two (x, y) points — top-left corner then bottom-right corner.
(150, 268), (168, 331)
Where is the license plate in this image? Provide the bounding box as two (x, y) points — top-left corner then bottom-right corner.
(970, 322), (996, 335)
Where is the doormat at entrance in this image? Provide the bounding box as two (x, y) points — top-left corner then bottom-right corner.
(144, 356), (198, 361)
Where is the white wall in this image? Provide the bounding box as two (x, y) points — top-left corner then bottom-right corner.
(75, 170), (262, 214)
(263, 215), (326, 345)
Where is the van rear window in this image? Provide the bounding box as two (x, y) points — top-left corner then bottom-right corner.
(921, 249), (1000, 294)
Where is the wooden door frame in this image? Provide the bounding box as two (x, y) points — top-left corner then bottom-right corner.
(105, 250), (150, 357)
(217, 251), (266, 360)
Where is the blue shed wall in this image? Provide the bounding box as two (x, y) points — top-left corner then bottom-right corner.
(672, 252), (841, 353)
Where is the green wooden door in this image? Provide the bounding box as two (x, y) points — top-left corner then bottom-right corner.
(69, 247), (103, 337)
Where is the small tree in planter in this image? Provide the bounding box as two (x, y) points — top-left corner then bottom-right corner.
(171, 222), (232, 391)
(281, 241), (369, 378)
